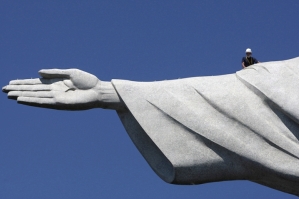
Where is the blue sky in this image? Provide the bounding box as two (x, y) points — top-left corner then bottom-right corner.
(1, 1), (299, 198)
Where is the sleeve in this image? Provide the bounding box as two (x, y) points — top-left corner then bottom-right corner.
(253, 57), (258, 63)
(112, 78), (251, 185)
(112, 58), (299, 196)
(241, 57), (245, 62)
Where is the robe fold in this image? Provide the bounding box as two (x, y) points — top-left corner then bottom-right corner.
(112, 57), (299, 196)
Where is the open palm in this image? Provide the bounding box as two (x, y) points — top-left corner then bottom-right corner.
(3, 69), (102, 110)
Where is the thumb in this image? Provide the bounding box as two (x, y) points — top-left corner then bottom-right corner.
(38, 69), (74, 79)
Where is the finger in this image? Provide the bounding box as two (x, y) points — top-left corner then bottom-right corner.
(17, 97), (63, 110)
(17, 97), (78, 110)
(5, 85), (51, 92)
(9, 78), (53, 85)
(17, 97), (55, 105)
(2, 86), (8, 93)
(7, 91), (18, 100)
(8, 91), (53, 98)
(39, 69), (73, 79)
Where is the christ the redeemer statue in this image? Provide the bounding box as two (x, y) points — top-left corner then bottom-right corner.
(3, 57), (299, 196)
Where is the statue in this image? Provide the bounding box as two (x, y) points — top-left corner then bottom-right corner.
(3, 57), (299, 197)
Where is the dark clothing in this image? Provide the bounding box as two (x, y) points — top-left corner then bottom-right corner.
(242, 56), (258, 67)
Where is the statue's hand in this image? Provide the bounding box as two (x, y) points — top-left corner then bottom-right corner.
(2, 69), (102, 110)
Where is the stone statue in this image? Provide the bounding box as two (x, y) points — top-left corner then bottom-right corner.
(3, 57), (299, 197)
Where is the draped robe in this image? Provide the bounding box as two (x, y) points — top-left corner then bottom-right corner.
(112, 57), (299, 196)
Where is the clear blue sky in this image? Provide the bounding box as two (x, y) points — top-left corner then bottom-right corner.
(1, 1), (299, 198)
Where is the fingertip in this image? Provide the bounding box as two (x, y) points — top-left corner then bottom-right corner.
(38, 69), (46, 76)
(17, 96), (25, 101)
(38, 69), (49, 73)
(16, 97), (30, 106)
(17, 99), (30, 106)
(2, 86), (9, 93)
(9, 80), (15, 85)
(38, 69), (54, 76)
(9, 80), (21, 85)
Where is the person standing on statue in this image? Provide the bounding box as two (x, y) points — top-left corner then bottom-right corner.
(241, 48), (259, 68)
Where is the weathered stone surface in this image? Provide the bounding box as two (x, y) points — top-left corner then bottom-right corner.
(3, 57), (299, 196)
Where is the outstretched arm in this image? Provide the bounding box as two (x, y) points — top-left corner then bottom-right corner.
(2, 69), (125, 111)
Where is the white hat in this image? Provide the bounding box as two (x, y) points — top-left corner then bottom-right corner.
(245, 48), (252, 53)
